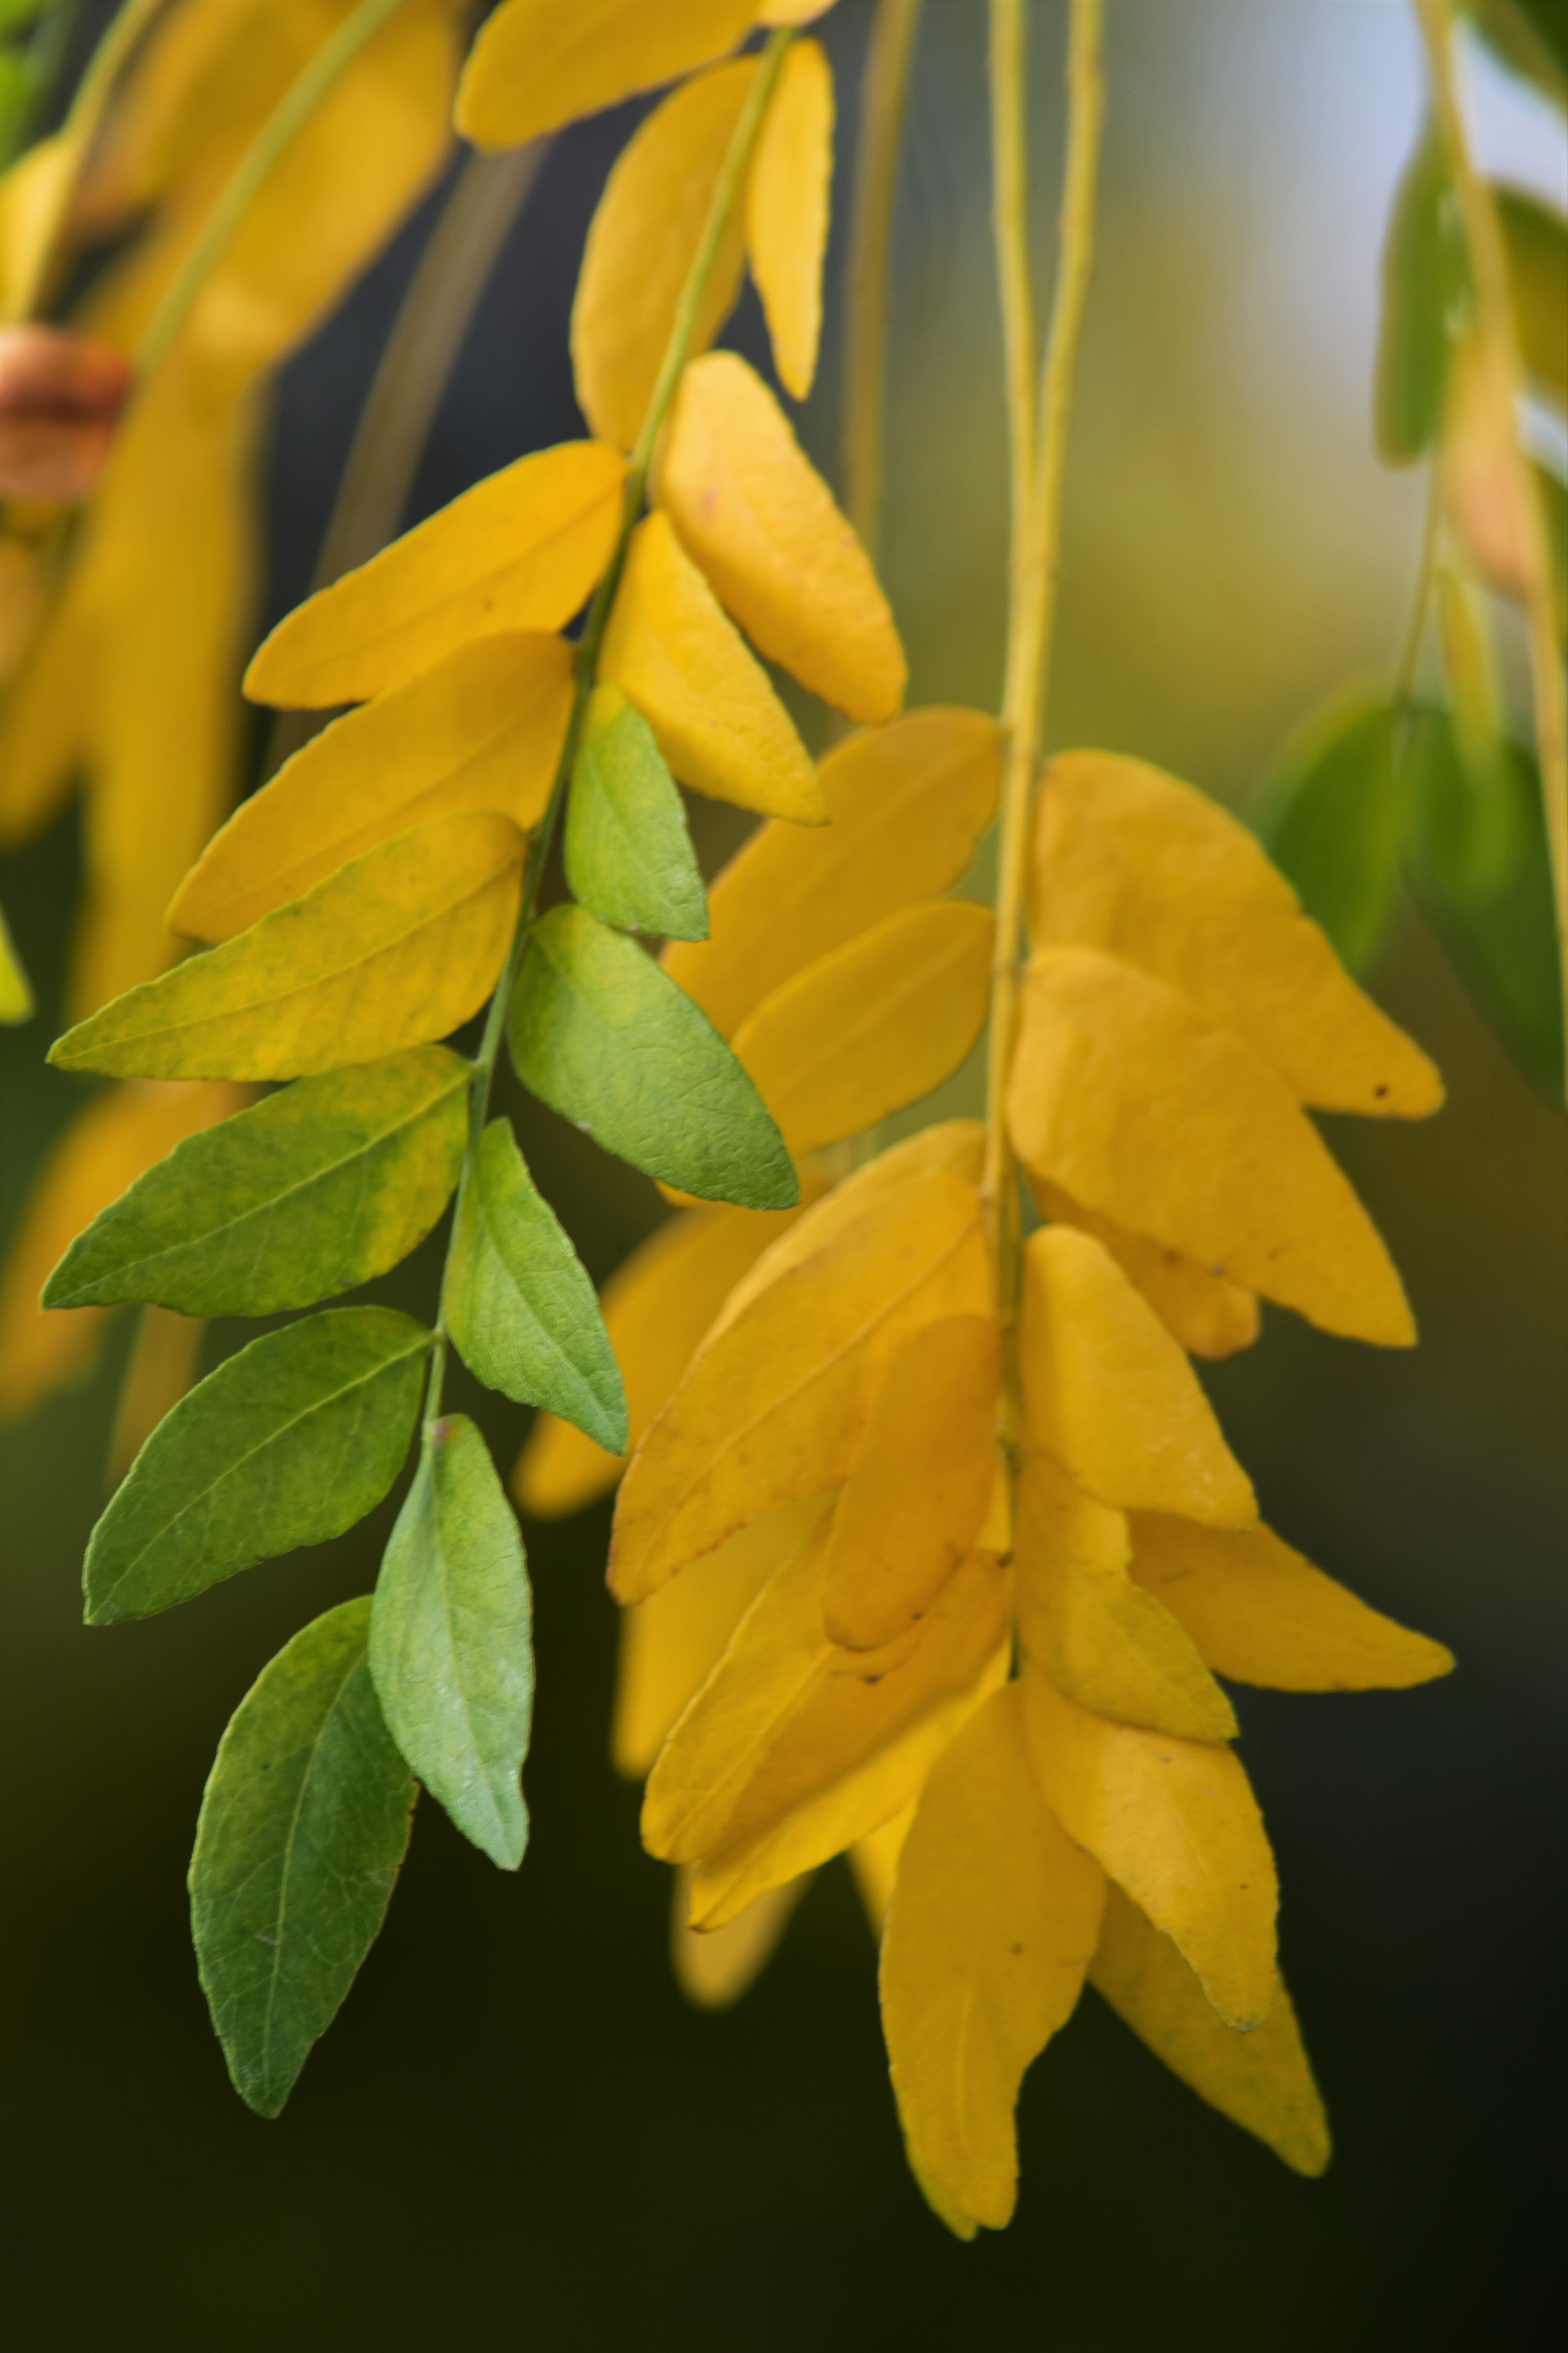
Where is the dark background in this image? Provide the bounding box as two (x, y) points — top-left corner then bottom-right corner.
(2, 5), (1564, 2346)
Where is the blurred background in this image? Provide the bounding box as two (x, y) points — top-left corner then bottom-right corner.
(2, 2), (1564, 2345)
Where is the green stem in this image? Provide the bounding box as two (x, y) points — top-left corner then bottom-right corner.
(839, 0), (923, 558)
(132, 0), (416, 381)
(424, 25), (795, 1419)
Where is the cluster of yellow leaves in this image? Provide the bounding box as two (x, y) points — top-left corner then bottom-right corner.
(591, 740), (1452, 2231)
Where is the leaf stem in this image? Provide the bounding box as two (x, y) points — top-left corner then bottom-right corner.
(1413, 0), (1568, 1092)
(425, 25), (796, 1417)
(839, 0), (923, 558)
(981, 0), (1105, 1283)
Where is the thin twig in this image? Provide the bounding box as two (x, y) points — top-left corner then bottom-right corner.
(989, 0), (1036, 535)
(839, 0), (922, 558)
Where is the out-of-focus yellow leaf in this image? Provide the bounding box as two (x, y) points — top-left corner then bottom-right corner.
(822, 1314), (999, 1650)
(0, 132), (78, 323)
(731, 900), (994, 1158)
(613, 1496), (826, 1775)
(518, 1198), (813, 1520)
(664, 706), (1000, 1036)
(571, 60), (757, 452)
(657, 352), (904, 723)
(610, 1168), (991, 1602)
(1129, 1512), (1455, 1692)
(756, 2), (837, 22)
(51, 812), (523, 1081)
(1090, 1883), (1330, 2177)
(599, 512), (821, 822)
(1014, 1452), (1238, 1742)
(68, 0), (272, 230)
(0, 538), (44, 692)
(1008, 947), (1417, 1349)
(670, 1863), (808, 2009)
(0, 560), (92, 847)
(246, 441), (626, 709)
(881, 1683), (1106, 2239)
(0, 901), (31, 1022)
(745, 40), (833, 399)
(172, 633), (573, 941)
(1030, 751), (1443, 1118)
(1022, 1667), (1278, 2030)
(1019, 1226), (1256, 1529)
(106, 1304), (206, 1485)
(1030, 1178), (1260, 1361)
(0, 1080), (242, 1418)
(851, 1804), (913, 1932)
(457, 0), (756, 151)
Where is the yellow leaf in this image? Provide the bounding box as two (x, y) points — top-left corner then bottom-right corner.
(456, 0), (756, 152)
(0, 1080), (242, 1419)
(822, 1315), (999, 1650)
(51, 811), (523, 1081)
(610, 1167), (992, 1602)
(599, 512), (821, 822)
(1028, 1176), (1259, 1361)
(0, 558), (92, 848)
(518, 1198), (813, 1521)
(613, 1496), (826, 1775)
(571, 60), (757, 452)
(881, 1682), (1106, 2237)
(1030, 751), (1443, 1118)
(745, 40), (833, 399)
(850, 1804), (914, 1932)
(0, 132), (78, 323)
(657, 352), (903, 722)
(670, 1863), (808, 2010)
(1021, 1666), (1278, 2030)
(1014, 1452), (1238, 1743)
(1019, 1226), (1257, 1529)
(731, 900), (994, 1159)
(171, 633), (573, 942)
(1129, 1513), (1455, 1692)
(664, 705), (1000, 1037)
(1090, 1883), (1330, 2177)
(0, 900), (31, 1022)
(1007, 947), (1417, 1348)
(756, 3), (836, 22)
(245, 440), (626, 709)
(0, 536), (44, 691)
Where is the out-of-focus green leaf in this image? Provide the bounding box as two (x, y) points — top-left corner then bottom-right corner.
(1253, 695), (1408, 975)
(1406, 705), (1565, 1095)
(442, 1118), (627, 1450)
(508, 903), (798, 1207)
(1466, 0), (1568, 107)
(1376, 125), (1470, 466)
(84, 1308), (430, 1623)
(370, 1415), (533, 1870)
(1536, 462), (1568, 646)
(189, 1596), (417, 2119)
(1498, 190), (1568, 404)
(0, 900), (32, 1023)
(564, 681), (709, 941)
(44, 1048), (470, 1316)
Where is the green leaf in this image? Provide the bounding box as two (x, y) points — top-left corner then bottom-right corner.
(1537, 461), (1567, 649)
(1406, 705), (1565, 1094)
(563, 681), (709, 941)
(44, 1048), (470, 1317)
(369, 1415), (533, 1870)
(508, 903), (798, 1208)
(1466, 0), (1568, 106)
(1499, 189), (1568, 406)
(1254, 694), (1408, 975)
(0, 898), (32, 1024)
(442, 1119), (627, 1450)
(189, 1595), (417, 2119)
(1375, 123), (1469, 466)
(84, 1307), (430, 1624)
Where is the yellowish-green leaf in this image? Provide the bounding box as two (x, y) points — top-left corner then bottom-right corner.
(1090, 1884), (1331, 2177)
(656, 352), (904, 722)
(663, 707), (1001, 1036)
(244, 441), (626, 708)
(0, 898), (32, 1022)
(609, 1167), (991, 1602)
(571, 59), (757, 452)
(670, 1864), (808, 2010)
(1030, 750), (1443, 1117)
(51, 813), (525, 1082)
(1129, 1513), (1455, 1692)
(821, 1315), (999, 1651)
(881, 1683), (1106, 2239)
(455, 0), (756, 152)
(1014, 1452), (1238, 1742)
(731, 900), (994, 1159)
(1021, 1666), (1278, 2030)
(516, 1196), (813, 1521)
(173, 634), (572, 941)
(1019, 1226), (1256, 1528)
(562, 681), (707, 941)
(745, 38), (833, 400)
(1498, 187), (1568, 407)
(1030, 1177), (1260, 1361)
(1007, 947), (1417, 1348)
(599, 512), (822, 822)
